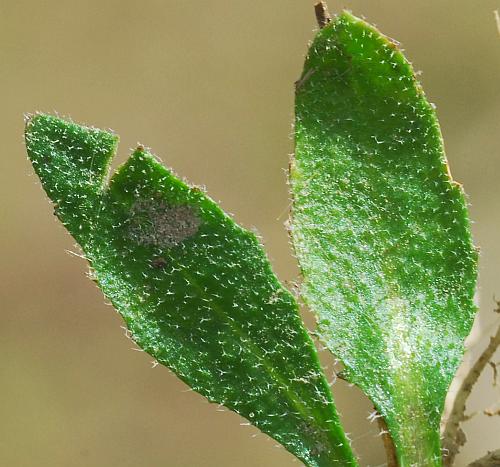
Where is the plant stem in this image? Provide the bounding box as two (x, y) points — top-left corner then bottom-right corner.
(314, 1), (331, 29)
(442, 314), (500, 465)
(376, 412), (398, 467)
(468, 449), (500, 467)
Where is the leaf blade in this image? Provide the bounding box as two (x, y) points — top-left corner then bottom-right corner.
(25, 114), (357, 467)
(291, 12), (477, 466)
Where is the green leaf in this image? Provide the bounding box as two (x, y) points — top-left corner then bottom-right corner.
(291, 12), (477, 466)
(25, 114), (357, 467)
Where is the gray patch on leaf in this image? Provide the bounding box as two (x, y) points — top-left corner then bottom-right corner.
(128, 199), (201, 248)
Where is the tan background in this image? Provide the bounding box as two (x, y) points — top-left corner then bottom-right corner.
(1, 1), (499, 466)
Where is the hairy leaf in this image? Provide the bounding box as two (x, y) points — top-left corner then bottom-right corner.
(25, 114), (357, 467)
(291, 12), (477, 466)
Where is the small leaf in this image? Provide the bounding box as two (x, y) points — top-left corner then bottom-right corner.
(291, 12), (477, 466)
(25, 114), (357, 467)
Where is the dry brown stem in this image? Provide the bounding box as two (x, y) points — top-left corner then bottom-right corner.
(375, 410), (398, 467)
(468, 449), (500, 467)
(442, 316), (500, 466)
(314, 2), (331, 29)
(488, 360), (498, 386)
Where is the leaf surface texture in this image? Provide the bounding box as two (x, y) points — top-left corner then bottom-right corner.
(291, 12), (477, 466)
(25, 114), (357, 467)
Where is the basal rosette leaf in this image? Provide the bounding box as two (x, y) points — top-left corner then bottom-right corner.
(291, 12), (477, 466)
(25, 114), (357, 467)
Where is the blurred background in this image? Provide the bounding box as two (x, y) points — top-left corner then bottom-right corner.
(1, 1), (499, 465)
